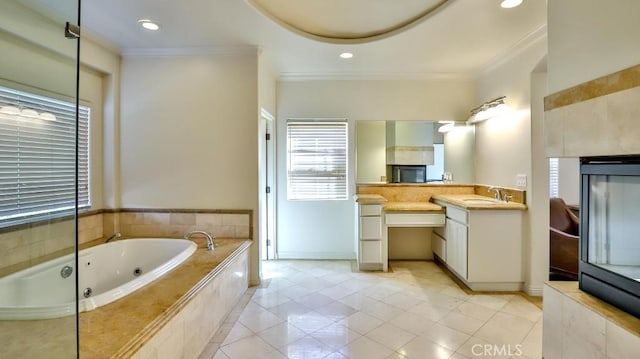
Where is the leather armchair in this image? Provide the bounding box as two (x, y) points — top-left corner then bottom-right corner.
(549, 197), (579, 281)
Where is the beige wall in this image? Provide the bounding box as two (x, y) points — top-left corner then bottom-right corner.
(548, 0), (640, 93)
(474, 34), (547, 295)
(120, 54), (258, 209)
(120, 53), (260, 283)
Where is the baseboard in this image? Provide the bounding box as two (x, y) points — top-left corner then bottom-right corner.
(276, 251), (356, 260)
(524, 283), (544, 297)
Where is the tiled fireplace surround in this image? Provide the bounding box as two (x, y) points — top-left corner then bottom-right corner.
(0, 208), (252, 275)
(543, 64), (640, 358)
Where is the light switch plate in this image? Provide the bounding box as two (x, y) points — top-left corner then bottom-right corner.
(516, 174), (527, 187)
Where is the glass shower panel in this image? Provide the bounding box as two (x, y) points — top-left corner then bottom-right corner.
(0, 0), (80, 358)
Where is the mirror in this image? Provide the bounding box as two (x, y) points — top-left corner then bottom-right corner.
(356, 120), (475, 184)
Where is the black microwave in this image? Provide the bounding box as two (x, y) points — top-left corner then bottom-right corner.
(387, 165), (426, 183)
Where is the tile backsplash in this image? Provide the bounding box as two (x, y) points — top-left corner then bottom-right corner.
(544, 63), (640, 157)
(0, 208), (252, 274)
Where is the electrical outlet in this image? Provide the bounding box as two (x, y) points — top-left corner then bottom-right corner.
(516, 174), (527, 187)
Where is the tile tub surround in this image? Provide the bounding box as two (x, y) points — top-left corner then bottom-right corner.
(0, 238), (251, 359)
(128, 243), (250, 359)
(0, 208), (252, 276)
(116, 209), (252, 239)
(81, 239), (250, 358)
(544, 63), (640, 157)
(543, 281), (640, 359)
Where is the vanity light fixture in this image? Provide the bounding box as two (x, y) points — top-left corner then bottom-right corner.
(138, 19), (160, 31)
(467, 96), (509, 124)
(437, 121), (455, 133)
(500, 0), (523, 9)
(339, 52), (354, 59)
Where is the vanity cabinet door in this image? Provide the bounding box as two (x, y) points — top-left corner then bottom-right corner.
(445, 218), (468, 279)
(360, 216), (382, 240)
(432, 231), (446, 260)
(360, 240), (382, 263)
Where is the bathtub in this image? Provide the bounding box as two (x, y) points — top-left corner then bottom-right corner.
(0, 238), (197, 320)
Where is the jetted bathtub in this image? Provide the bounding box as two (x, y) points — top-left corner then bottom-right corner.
(0, 238), (197, 320)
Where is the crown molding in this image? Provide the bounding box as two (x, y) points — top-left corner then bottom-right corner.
(477, 24), (548, 76)
(80, 29), (122, 55)
(121, 46), (260, 58)
(278, 71), (475, 82)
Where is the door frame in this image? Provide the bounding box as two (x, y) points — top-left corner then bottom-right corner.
(259, 108), (276, 260)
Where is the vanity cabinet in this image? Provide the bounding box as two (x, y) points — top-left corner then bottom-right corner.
(434, 202), (523, 291)
(445, 217), (468, 279)
(356, 204), (385, 270)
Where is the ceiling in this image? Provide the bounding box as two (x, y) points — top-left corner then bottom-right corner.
(25, 0), (547, 79)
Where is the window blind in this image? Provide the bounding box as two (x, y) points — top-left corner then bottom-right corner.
(287, 120), (348, 200)
(0, 85), (90, 227)
(549, 157), (559, 198)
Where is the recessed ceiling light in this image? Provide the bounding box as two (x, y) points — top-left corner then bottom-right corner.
(138, 19), (160, 31)
(339, 52), (354, 59)
(500, 0), (523, 8)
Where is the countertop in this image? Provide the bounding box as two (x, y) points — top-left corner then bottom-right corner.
(355, 193), (526, 211)
(383, 201), (444, 213)
(432, 194), (527, 211)
(353, 194), (387, 204)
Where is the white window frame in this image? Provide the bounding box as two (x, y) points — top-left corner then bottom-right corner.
(287, 119), (348, 201)
(0, 85), (90, 228)
(549, 157), (559, 198)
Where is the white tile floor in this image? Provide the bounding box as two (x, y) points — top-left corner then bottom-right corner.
(199, 260), (542, 359)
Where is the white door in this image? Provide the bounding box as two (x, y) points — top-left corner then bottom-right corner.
(260, 109), (276, 260)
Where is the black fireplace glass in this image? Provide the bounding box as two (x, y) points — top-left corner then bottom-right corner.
(580, 156), (640, 318)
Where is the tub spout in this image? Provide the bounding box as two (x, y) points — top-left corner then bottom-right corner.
(184, 230), (215, 251)
(105, 232), (122, 243)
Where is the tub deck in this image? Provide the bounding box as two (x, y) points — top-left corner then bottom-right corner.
(0, 237), (251, 359)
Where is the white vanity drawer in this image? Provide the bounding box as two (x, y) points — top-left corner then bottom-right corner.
(360, 204), (382, 216)
(446, 205), (467, 224)
(360, 240), (382, 263)
(360, 216), (382, 239)
(385, 213), (445, 227)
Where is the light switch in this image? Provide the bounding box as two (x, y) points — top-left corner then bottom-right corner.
(516, 174), (527, 187)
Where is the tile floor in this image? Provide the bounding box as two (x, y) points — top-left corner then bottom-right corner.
(199, 260), (542, 359)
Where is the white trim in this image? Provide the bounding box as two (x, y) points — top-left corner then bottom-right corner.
(278, 72), (475, 82)
(122, 46), (259, 58)
(524, 283), (544, 297)
(276, 251), (356, 260)
(80, 29), (122, 56)
(478, 24), (548, 76)
(260, 108), (275, 122)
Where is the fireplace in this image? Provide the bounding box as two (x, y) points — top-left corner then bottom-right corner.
(580, 156), (640, 318)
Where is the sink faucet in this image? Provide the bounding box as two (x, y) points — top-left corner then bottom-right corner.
(105, 232), (122, 243)
(488, 186), (502, 201)
(184, 230), (216, 251)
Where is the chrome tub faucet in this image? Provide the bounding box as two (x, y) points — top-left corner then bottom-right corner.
(184, 230), (216, 251)
(105, 232), (122, 243)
